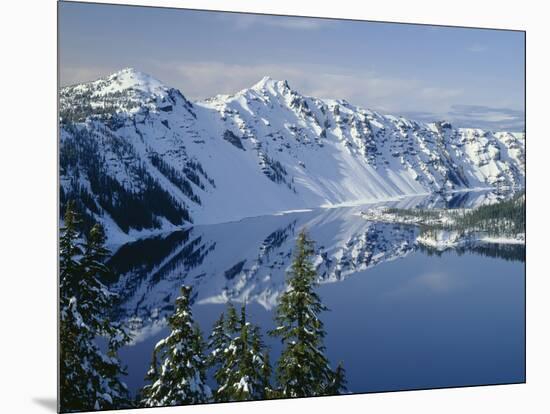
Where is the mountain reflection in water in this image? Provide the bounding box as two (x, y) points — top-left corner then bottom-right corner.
(104, 191), (525, 396)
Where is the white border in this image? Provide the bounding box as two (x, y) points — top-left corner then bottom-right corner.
(1, 1), (548, 413)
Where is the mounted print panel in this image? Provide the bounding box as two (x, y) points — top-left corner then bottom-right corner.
(58, 1), (525, 412)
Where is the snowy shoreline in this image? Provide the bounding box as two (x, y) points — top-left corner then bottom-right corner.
(358, 202), (525, 251)
(417, 230), (525, 251)
(105, 188), (512, 249)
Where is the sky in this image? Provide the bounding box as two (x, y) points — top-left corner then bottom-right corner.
(59, 2), (525, 131)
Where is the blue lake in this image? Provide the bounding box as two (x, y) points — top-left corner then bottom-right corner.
(109, 193), (525, 397)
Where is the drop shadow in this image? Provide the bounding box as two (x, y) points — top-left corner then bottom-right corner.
(32, 397), (57, 412)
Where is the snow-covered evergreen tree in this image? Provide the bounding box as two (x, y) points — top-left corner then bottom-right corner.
(210, 304), (271, 401)
(207, 312), (230, 368)
(234, 306), (271, 400)
(210, 303), (237, 402)
(59, 202), (131, 412)
(270, 229), (346, 398)
(59, 200), (82, 299)
(141, 285), (211, 407)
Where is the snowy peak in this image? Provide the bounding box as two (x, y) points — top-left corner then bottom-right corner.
(102, 67), (168, 97)
(201, 76), (294, 107)
(251, 75), (275, 90)
(60, 68), (196, 123)
(65, 67), (169, 99)
(250, 76), (291, 95)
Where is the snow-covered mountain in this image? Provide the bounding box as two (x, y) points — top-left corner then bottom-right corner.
(60, 68), (525, 242)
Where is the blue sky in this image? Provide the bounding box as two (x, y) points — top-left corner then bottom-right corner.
(59, 2), (525, 131)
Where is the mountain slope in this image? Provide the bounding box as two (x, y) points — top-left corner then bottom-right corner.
(59, 68), (525, 242)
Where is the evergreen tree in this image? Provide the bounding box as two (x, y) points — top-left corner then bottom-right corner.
(328, 362), (348, 395)
(59, 200), (83, 299)
(59, 203), (131, 412)
(235, 306), (271, 400)
(141, 286), (211, 407)
(210, 303), (239, 402)
(210, 304), (271, 402)
(207, 312), (230, 368)
(270, 229), (346, 398)
(81, 224), (131, 407)
(260, 350), (274, 398)
(59, 200), (84, 411)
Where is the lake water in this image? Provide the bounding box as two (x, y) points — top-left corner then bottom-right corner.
(106, 191), (525, 397)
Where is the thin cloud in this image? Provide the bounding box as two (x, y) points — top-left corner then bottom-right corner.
(60, 65), (117, 87)
(449, 104), (524, 130)
(148, 60), (465, 114)
(419, 87), (463, 100)
(219, 13), (325, 31)
(401, 104), (525, 131)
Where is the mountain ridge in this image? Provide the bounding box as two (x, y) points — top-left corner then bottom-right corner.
(59, 68), (525, 243)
